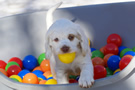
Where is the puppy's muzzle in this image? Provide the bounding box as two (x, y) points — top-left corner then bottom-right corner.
(61, 45), (70, 53)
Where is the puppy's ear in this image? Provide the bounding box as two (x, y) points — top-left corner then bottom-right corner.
(45, 33), (52, 60)
(76, 25), (89, 56)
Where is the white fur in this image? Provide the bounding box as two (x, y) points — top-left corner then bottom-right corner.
(45, 2), (94, 88)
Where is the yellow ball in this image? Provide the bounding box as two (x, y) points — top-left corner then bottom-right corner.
(88, 38), (90, 46)
(113, 69), (121, 74)
(9, 75), (22, 82)
(58, 52), (76, 64)
(48, 74), (53, 79)
(45, 79), (57, 85)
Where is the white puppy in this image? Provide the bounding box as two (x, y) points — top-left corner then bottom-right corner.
(45, 2), (94, 88)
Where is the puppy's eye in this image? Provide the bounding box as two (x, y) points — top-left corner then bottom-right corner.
(54, 38), (59, 42)
(68, 34), (74, 41)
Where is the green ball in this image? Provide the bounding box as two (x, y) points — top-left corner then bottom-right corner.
(38, 53), (46, 65)
(106, 75), (112, 77)
(120, 48), (132, 58)
(11, 78), (19, 82)
(91, 50), (104, 59)
(106, 67), (113, 75)
(5, 61), (20, 71)
(69, 75), (77, 79)
(132, 47), (135, 52)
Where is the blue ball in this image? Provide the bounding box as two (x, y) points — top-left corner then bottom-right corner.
(36, 74), (47, 80)
(23, 55), (38, 71)
(118, 46), (127, 55)
(107, 55), (121, 71)
(91, 48), (96, 52)
(47, 77), (53, 80)
(18, 70), (30, 79)
(76, 76), (80, 81)
(124, 51), (135, 56)
(32, 70), (43, 75)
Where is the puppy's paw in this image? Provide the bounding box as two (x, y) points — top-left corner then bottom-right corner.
(79, 75), (94, 88)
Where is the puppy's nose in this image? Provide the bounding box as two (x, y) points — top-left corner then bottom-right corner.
(61, 45), (70, 53)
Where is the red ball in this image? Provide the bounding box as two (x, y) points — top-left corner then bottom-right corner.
(8, 57), (23, 68)
(119, 57), (131, 70)
(0, 60), (7, 69)
(7, 65), (21, 76)
(94, 65), (107, 80)
(69, 79), (78, 83)
(107, 33), (122, 47)
(92, 57), (105, 66)
(104, 43), (119, 55)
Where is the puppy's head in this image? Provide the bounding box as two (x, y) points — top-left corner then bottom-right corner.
(45, 19), (89, 59)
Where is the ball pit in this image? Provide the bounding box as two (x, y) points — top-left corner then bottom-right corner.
(0, 33), (134, 85)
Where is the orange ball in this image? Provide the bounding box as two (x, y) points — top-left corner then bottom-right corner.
(103, 54), (114, 67)
(40, 60), (51, 72)
(22, 73), (39, 84)
(39, 80), (47, 84)
(100, 46), (105, 55)
(123, 55), (133, 59)
(92, 57), (105, 66)
(33, 66), (42, 71)
(43, 71), (52, 78)
(0, 68), (8, 77)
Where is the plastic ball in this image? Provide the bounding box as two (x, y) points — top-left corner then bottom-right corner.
(7, 65), (21, 76)
(88, 38), (91, 46)
(69, 75), (77, 79)
(32, 70), (43, 75)
(91, 50), (104, 59)
(36, 74), (47, 81)
(38, 53), (46, 65)
(123, 55), (133, 59)
(33, 66), (42, 71)
(106, 67), (113, 76)
(11, 78), (19, 82)
(119, 57), (131, 70)
(45, 79), (57, 85)
(104, 43), (119, 55)
(18, 70), (30, 79)
(107, 55), (121, 71)
(58, 52), (76, 64)
(92, 57), (105, 66)
(124, 51), (135, 56)
(0, 68), (8, 76)
(69, 79), (78, 83)
(43, 71), (52, 78)
(39, 80), (47, 84)
(47, 74), (53, 80)
(103, 54), (114, 67)
(8, 57), (23, 68)
(0, 60), (7, 69)
(107, 33), (122, 47)
(94, 65), (107, 80)
(113, 69), (121, 74)
(5, 61), (20, 71)
(91, 48), (96, 52)
(132, 46), (135, 52)
(120, 48), (132, 58)
(100, 46), (105, 54)
(118, 46), (127, 55)
(40, 60), (51, 72)
(22, 73), (39, 84)
(76, 76), (80, 81)
(23, 55), (38, 71)
(9, 75), (22, 82)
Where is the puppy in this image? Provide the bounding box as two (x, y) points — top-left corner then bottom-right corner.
(45, 2), (94, 88)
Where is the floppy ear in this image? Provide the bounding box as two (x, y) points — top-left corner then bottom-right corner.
(76, 25), (89, 56)
(45, 32), (52, 60)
